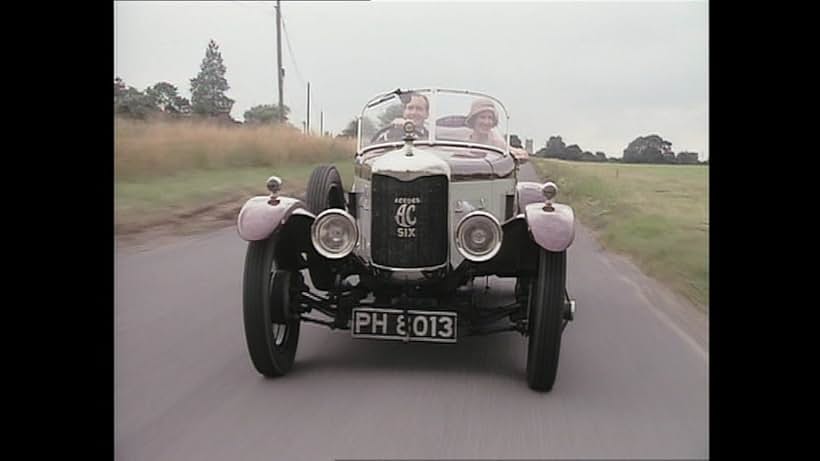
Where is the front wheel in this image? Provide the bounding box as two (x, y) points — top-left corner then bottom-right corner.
(242, 232), (301, 377)
(526, 248), (567, 392)
(306, 165), (345, 215)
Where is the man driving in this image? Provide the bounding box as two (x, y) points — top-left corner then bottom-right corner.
(372, 92), (430, 142)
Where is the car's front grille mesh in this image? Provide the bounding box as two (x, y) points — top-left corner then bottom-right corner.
(371, 174), (448, 268)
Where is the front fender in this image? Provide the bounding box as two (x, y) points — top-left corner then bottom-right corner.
(524, 202), (575, 252)
(236, 196), (314, 241)
(516, 181), (545, 213)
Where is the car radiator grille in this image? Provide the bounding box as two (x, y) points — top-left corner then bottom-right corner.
(371, 174), (448, 268)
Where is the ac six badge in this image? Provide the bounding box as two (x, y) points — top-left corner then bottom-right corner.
(394, 196), (420, 238)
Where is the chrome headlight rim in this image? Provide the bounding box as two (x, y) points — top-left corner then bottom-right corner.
(310, 209), (359, 259)
(455, 210), (503, 262)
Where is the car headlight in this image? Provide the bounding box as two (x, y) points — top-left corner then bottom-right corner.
(455, 211), (503, 262)
(311, 209), (358, 259)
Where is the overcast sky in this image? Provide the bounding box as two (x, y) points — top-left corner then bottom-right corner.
(114, 0), (708, 159)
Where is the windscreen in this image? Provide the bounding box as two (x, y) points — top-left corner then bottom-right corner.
(358, 91), (432, 151)
(434, 92), (508, 152)
(358, 89), (509, 154)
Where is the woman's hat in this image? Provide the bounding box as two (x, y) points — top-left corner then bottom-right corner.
(466, 98), (499, 127)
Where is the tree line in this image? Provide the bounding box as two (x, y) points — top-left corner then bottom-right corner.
(534, 134), (705, 165)
(117, 39), (706, 163)
(115, 39), (291, 126)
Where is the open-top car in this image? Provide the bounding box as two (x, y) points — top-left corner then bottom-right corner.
(236, 88), (576, 391)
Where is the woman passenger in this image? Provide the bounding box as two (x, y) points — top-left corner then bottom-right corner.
(465, 98), (506, 149)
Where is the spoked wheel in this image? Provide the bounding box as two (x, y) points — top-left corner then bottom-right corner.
(242, 231), (301, 377)
(526, 248), (567, 392)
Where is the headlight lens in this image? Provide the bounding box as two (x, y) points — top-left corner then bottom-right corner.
(455, 211), (503, 262)
(311, 209), (358, 259)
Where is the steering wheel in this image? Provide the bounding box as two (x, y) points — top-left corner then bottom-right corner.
(370, 123), (427, 143)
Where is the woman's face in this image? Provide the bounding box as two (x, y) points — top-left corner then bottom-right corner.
(474, 111), (496, 135)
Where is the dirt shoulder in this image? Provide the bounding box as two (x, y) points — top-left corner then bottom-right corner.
(115, 162), (354, 253)
(115, 188), (306, 253)
(116, 198), (244, 253)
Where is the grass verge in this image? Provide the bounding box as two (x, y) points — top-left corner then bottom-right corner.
(530, 158), (709, 310)
(115, 161), (354, 234)
(115, 118), (355, 236)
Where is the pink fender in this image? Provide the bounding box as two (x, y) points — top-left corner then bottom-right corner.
(516, 181), (546, 212)
(524, 202), (575, 252)
(236, 196), (313, 241)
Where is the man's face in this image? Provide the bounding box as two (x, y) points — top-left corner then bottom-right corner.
(403, 96), (429, 126)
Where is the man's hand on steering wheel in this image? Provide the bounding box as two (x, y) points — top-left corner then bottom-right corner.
(370, 118), (426, 143)
(370, 124), (402, 143)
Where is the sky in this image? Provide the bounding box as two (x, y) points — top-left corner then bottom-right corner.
(114, 0), (708, 160)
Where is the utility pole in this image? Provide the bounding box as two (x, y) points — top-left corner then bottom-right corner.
(320, 110), (324, 136)
(306, 81), (311, 134)
(276, 0), (284, 123)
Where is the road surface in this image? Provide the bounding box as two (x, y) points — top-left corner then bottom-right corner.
(115, 163), (708, 460)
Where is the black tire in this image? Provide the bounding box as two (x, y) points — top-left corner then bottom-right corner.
(514, 276), (530, 305)
(242, 232), (301, 377)
(526, 248), (567, 392)
(306, 165), (345, 215)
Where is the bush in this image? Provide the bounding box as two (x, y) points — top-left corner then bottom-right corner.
(115, 117), (355, 180)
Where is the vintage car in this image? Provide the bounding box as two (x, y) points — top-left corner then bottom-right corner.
(236, 88), (576, 391)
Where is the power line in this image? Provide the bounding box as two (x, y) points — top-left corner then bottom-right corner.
(232, 2), (323, 131)
(280, 13), (307, 88)
(231, 1), (303, 91)
(227, 1), (331, 132)
(281, 11), (327, 133)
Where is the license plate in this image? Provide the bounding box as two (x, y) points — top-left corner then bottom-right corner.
(351, 307), (457, 343)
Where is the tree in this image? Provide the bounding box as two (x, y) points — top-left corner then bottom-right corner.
(146, 82), (176, 111)
(244, 104), (291, 124)
(595, 151), (607, 162)
(340, 118), (359, 138)
(539, 135), (566, 158)
(145, 82), (191, 116)
(377, 104), (405, 127)
(173, 96), (192, 116)
(580, 151), (597, 162)
(564, 144), (583, 161)
(114, 77), (127, 101)
(510, 134), (523, 148)
(623, 134), (674, 163)
(114, 77), (158, 119)
(676, 151), (699, 164)
(340, 117), (376, 138)
(190, 39), (235, 118)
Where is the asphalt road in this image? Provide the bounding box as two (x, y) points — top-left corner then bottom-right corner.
(115, 163), (708, 460)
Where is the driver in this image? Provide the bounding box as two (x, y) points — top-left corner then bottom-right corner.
(372, 92), (430, 142)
